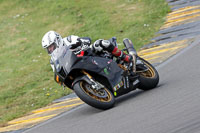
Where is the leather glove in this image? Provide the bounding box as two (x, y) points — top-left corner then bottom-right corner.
(70, 38), (82, 49)
(81, 42), (90, 51)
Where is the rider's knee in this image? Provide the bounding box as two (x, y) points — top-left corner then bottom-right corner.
(92, 39), (115, 53)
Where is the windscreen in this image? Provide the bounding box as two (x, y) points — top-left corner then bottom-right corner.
(51, 45), (79, 73)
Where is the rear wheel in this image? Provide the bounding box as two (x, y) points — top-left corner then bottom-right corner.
(73, 80), (115, 110)
(136, 57), (159, 90)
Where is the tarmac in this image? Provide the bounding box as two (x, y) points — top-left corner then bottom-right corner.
(2, 0), (200, 132)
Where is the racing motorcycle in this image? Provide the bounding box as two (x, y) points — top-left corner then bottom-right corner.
(53, 38), (159, 110)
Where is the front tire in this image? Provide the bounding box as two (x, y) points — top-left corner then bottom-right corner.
(136, 57), (159, 90)
(73, 80), (115, 110)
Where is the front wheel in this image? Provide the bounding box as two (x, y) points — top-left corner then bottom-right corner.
(136, 57), (159, 90)
(73, 80), (115, 110)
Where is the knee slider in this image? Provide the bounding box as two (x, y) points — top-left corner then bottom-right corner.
(101, 40), (115, 52)
(92, 39), (103, 52)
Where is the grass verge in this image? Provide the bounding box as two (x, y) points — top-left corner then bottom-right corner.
(0, 0), (170, 126)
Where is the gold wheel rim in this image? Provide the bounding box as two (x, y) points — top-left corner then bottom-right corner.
(80, 81), (112, 102)
(138, 62), (155, 78)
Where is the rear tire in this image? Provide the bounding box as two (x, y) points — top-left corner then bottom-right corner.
(136, 57), (159, 90)
(73, 80), (115, 110)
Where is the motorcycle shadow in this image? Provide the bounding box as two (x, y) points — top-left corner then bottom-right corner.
(115, 89), (144, 106)
(115, 84), (163, 106)
(79, 89), (146, 112)
(76, 84), (163, 113)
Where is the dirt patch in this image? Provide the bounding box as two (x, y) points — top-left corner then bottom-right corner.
(117, 4), (126, 8)
(126, 6), (137, 11)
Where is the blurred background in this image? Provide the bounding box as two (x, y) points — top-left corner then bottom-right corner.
(0, 0), (169, 126)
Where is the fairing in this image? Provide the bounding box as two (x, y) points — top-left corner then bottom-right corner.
(53, 45), (123, 89)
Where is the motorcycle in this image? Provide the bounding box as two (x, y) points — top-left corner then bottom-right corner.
(53, 38), (159, 110)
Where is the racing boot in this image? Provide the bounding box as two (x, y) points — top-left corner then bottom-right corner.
(123, 38), (137, 73)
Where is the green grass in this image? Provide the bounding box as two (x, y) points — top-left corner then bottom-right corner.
(0, 0), (170, 126)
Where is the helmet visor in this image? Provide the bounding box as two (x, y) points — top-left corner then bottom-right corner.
(47, 43), (56, 54)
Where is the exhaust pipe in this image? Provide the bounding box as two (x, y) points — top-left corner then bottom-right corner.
(123, 38), (137, 56)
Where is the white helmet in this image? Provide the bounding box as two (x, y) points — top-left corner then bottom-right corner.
(42, 31), (63, 54)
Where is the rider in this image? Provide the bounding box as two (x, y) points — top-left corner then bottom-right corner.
(41, 30), (136, 72)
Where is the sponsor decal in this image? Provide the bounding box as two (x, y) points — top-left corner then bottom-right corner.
(104, 68), (109, 75)
(113, 80), (123, 91)
(107, 59), (112, 64)
(133, 79), (139, 85)
(126, 76), (129, 88)
(92, 59), (98, 65)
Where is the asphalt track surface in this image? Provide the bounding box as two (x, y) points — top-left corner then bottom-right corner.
(22, 38), (200, 133)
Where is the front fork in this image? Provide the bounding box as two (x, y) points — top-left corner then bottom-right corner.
(81, 70), (104, 91)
